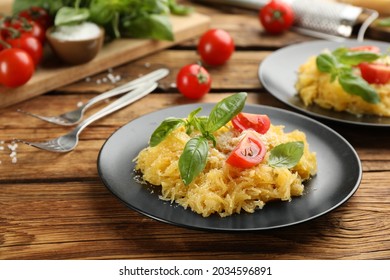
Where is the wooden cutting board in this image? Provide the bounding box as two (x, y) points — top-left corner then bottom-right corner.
(0, 1), (210, 108)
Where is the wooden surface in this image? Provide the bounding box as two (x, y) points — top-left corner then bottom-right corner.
(0, 7), (210, 108)
(1, 1), (390, 260)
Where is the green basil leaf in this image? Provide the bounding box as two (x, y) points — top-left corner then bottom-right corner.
(179, 136), (209, 185)
(377, 17), (390, 27)
(338, 72), (380, 104)
(339, 51), (381, 66)
(168, 0), (193, 15)
(269, 141), (304, 169)
(316, 53), (338, 74)
(150, 117), (185, 147)
(55, 7), (90, 26)
(121, 14), (174, 41)
(206, 92), (247, 132)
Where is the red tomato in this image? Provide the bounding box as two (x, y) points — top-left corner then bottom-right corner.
(0, 48), (35, 87)
(349, 46), (381, 53)
(176, 64), (211, 99)
(26, 20), (46, 44)
(6, 33), (43, 66)
(259, 0), (294, 34)
(232, 112), (271, 134)
(359, 62), (390, 84)
(18, 6), (52, 30)
(226, 130), (267, 168)
(197, 29), (235, 66)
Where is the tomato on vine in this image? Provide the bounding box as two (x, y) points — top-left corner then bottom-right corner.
(176, 63), (211, 99)
(5, 33), (43, 66)
(259, 0), (294, 34)
(0, 48), (35, 88)
(197, 29), (235, 66)
(18, 6), (52, 31)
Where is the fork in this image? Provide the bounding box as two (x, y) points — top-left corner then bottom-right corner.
(15, 82), (158, 153)
(17, 68), (169, 126)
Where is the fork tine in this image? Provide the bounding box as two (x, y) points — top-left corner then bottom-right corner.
(14, 139), (72, 153)
(16, 109), (75, 126)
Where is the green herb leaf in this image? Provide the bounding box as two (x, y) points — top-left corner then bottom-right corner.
(316, 53), (338, 74)
(168, 0), (193, 15)
(338, 72), (380, 104)
(179, 137), (209, 185)
(269, 141), (304, 169)
(206, 92), (247, 132)
(121, 14), (174, 41)
(150, 117), (185, 147)
(338, 51), (381, 66)
(377, 17), (390, 27)
(54, 7), (90, 26)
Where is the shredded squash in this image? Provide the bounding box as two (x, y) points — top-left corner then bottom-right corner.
(296, 56), (390, 117)
(134, 123), (317, 217)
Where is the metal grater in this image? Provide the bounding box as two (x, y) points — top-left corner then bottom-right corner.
(195, 0), (378, 41)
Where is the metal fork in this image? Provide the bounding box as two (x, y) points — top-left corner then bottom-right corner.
(15, 82), (158, 152)
(17, 68), (169, 126)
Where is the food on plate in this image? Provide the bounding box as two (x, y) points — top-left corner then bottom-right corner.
(135, 93), (317, 217)
(176, 63), (211, 99)
(296, 45), (390, 117)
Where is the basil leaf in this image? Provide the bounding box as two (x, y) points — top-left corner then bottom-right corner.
(121, 14), (174, 41)
(150, 117), (185, 147)
(55, 7), (90, 26)
(338, 72), (380, 104)
(316, 53), (338, 74)
(206, 92), (247, 132)
(168, 0), (193, 15)
(269, 141), (304, 169)
(339, 51), (381, 66)
(179, 137), (209, 185)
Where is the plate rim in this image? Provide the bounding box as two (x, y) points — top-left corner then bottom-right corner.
(97, 103), (363, 232)
(258, 39), (390, 127)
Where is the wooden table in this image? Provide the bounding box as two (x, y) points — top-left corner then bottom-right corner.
(1, 1), (389, 260)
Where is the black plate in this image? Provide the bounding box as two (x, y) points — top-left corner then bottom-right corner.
(97, 104), (362, 231)
(259, 39), (390, 126)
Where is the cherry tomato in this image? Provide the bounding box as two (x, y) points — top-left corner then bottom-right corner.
(26, 20), (46, 44)
(197, 29), (235, 66)
(359, 62), (390, 84)
(226, 130), (267, 168)
(0, 48), (35, 87)
(349, 46), (381, 53)
(259, 0), (294, 34)
(6, 33), (43, 66)
(176, 64), (211, 99)
(232, 112), (271, 134)
(18, 6), (52, 30)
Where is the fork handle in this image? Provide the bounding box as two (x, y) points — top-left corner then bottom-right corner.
(74, 82), (158, 136)
(82, 68), (169, 111)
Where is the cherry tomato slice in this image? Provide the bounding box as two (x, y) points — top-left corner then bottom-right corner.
(231, 112), (271, 134)
(226, 130), (266, 168)
(349, 46), (381, 53)
(359, 62), (390, 84)
(259, 0), (294, 34)
(197, 29), (235, 66)
(176, 64), (211, 99)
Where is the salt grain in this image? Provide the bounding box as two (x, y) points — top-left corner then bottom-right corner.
(9, 151), (16, 158)
(77, 101), (84, 107)
(144, 62), (151, 68)
(11, 157), (17, 164)
(0, 146), (4, 151)
(85, 77), (91, 82)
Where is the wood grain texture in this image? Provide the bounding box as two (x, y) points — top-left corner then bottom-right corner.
(1, 0), (390, 260)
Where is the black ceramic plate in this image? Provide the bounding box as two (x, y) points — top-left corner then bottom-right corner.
(97, 104), (362, 231)
(259, 39), (390, 126)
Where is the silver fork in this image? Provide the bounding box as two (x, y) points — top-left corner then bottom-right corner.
(15, 82), (158, 153)
(17, 68), (169, 126)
